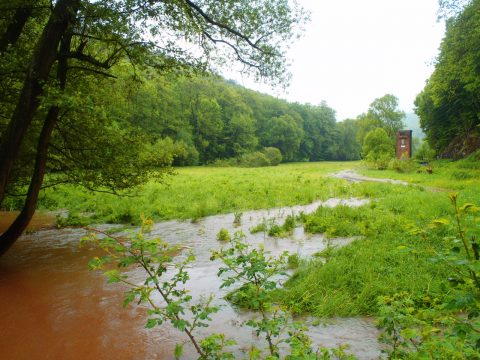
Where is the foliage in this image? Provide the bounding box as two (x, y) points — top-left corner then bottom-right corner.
(367, 94), (406, 139)
(362, 128), (394, 169)
(263, 147), (283, 166)
(377, 194), (480, 358)
(415, 0), (480, 157)
(238, 151), (271, 167)
(387, 158), (418, 174)
(414, 141), (436, 163)
(216, 228), (231, 242)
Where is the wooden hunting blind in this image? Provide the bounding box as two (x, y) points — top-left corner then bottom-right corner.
(396, 130), (412, 159)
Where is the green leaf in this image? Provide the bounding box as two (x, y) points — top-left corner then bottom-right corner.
(432, 218), (449, 226)
(174, 343), (183, 359)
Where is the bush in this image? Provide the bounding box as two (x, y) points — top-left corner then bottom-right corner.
(211, 158), (237, 167)
(362, 128), (394, 170)
(216, 228), (231, 241)
(238, 151), (271, 167)
(388, 158), (418, 173)
(414, 140), (436, 163)
(262, 147), (282, 166)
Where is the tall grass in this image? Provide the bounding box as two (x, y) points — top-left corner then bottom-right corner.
(280, 183), (471, 317)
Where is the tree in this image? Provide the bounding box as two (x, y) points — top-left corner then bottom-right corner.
(0, 0), (308, 255)
(415, 0), (480, 157)
(367, 94), (406, 139)
(297, 102), (337, 161)
(261, 114), (304, 162)
(335, 119), (362, 161)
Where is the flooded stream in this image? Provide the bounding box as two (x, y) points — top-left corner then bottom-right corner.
(0, 198), (382, 359)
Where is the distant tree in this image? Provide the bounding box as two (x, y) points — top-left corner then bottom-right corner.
(261, 114), (304, 161)
(367, 94), (406, 139)
(335, 119), (362, 160)
(297, 102), (337, 161)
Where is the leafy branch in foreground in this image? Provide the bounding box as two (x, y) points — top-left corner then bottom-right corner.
(211, 231), (355, 359)
(84, 221), (355, 359)
(378, 194), (480, 358)
(81, 218), (233, 359)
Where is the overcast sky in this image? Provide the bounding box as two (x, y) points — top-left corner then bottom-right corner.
(225, 0), (446, 121)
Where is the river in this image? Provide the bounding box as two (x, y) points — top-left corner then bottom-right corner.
(0, 198), (383, 359)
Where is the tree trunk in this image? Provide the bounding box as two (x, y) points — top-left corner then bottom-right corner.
(0, 0), (79, 205)
(0, 5), (32, 53)
(0, 107), (59, 256)
(0, 28), (73, 256)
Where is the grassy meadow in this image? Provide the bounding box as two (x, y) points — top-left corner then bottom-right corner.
(35, 161), (362, 224)
(24, 157), (480, 319)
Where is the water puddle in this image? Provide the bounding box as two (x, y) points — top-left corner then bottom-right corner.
(332, 170), (409, 185)
(0, 198), (382, 359)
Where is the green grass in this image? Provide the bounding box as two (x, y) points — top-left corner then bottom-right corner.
(35, 162), (362, 224)
(359, 151), (480, 193)
(277, 156), (480, 317)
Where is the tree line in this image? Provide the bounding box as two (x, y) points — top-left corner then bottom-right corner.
(96, 69), (407, 167)
(415, 0), (480, 158)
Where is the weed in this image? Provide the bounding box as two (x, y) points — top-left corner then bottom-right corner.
(216, 228), (231, 242)
(233, 211), (242, 226)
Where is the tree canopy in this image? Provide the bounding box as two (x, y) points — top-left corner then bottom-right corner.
(415, 0), (480, 157)
(0, 0), (308, 254)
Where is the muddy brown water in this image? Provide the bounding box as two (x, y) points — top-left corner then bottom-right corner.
(0, 198), (383, 359)
(0, 211), (57, 233)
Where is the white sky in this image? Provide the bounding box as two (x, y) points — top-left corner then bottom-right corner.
(224, 0), (446, 121)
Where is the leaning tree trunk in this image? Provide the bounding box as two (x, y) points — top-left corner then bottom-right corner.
(0, 5), (32, 53)
(0, 0), (79, 205)
(0, 28), (72, 256)
(0, 107), (60, 256)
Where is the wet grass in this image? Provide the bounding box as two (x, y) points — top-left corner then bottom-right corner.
(34, 162), (361, 225)
(278, 157), (480, 317)
(359, 152), (480, 192)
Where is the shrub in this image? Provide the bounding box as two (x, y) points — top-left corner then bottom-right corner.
(362, 128), (394, 169)
(238, 151), (271, 167)
(388, 158), (418, 173)
(211, 158), (237, 167)
(216, 228), (231, 241)
(262, 147), (282, 166)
